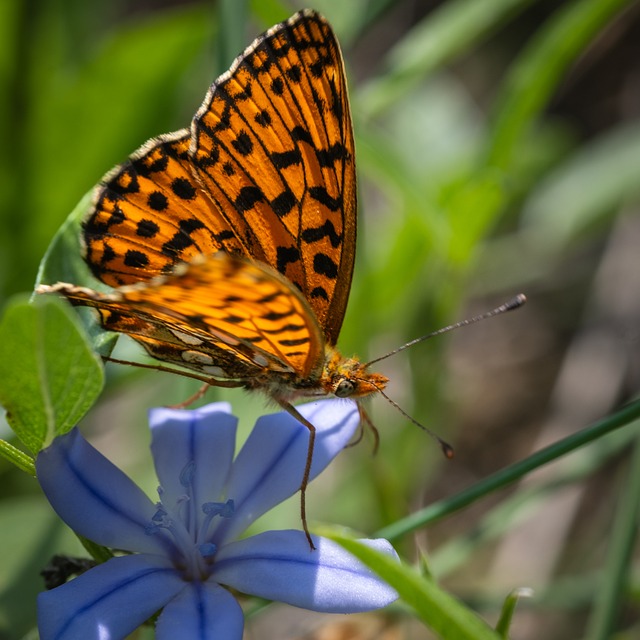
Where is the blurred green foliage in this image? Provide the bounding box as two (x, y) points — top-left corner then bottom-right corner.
(1, 0), (639, 638)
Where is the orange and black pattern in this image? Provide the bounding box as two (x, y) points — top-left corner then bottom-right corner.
(83, 10), (355, 348)
(49, 253), (325, 381)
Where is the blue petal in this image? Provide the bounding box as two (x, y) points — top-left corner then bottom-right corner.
(212, 530), (398, 613)
(215, 399), (359, 543)
(155, 581), (244, 640)
(38, 554), (185, 640)
(149, 403), (237, 534)
(36, 429), (172, 555)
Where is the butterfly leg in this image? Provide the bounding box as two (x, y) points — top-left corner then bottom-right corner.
(102, 356), (244, 407)
(275, 400), (317, 550)
(169, 382), (210, 409)
(357, 403), (380, 454)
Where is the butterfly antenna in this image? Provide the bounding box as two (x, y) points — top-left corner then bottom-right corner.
(363, 380), (454, 459)
(365, 294), (526, 367)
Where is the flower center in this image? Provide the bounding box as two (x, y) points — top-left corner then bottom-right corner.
(145, 460), (234, 581)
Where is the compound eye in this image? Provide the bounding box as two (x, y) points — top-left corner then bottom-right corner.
(334, 378), (355, 398)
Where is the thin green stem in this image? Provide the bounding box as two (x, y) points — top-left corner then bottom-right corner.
(583, 433), (640, 640)
(0, 438), (35, 475)
(376, 400), (640, 541)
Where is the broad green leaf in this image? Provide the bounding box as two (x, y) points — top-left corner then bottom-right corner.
(324, 531), (501, 640)
(0, 295), (104, 453)
(35, 190), (94, 288)
(35, 191), (118, 356)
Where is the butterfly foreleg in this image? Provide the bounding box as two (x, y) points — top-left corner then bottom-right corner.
(274, 400), (317, 551)
(356, 403), (380, 454)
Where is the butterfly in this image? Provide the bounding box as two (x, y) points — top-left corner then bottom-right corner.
(38, 10), (389, 548)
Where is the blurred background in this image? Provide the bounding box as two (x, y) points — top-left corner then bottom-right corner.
(1, 0), (640, 638)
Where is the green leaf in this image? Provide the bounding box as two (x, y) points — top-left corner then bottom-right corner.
(0, 295), (104, 453)
(35, 190), (94, 288)
(35, 191), (118, 356)
(324, 530), (501, 640)
(355, 0), (536, 118)
(522, 121), (640, 250)
(486, 0), (634, 170)
(495, 587), (533, 637)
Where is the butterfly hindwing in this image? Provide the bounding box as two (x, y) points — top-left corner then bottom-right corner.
(46, 253), (325, 380)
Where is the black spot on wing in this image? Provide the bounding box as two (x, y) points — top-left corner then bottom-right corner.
(262, 323), (306, 334)
(148, 191), (168, 211)
(271, 149), (302, 169)
(310, 286), (329, 300)
(136, 219), (159, 238)
(276, 246), (300, 274)
(235, 186), (265, 213)
(162, 218), (206, 256)
(301, 220), (342, 248)
(232, 131), (253, 156)
(124, 250), (149, 269)
(313, 253), (338, 279)
(278, 337), (310, 347)
(291, 126), (313, 145)
(171, 178), (197, 200)
(316, 143), (348, 168)
(255, 110), (271, 127)
(262, 309), (295, 321)
(271, 77), (284, 95)
(309, 187), (342, 211)
(286, 65), (302, 82)
(271, 190), (297, 217)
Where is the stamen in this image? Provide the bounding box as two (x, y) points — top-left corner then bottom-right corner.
(198, 499), (235, 543)
(176, 461), (198, 536)
(202, 499), (235, 518)
(145, 470), (235, 580)
(180, 460), (196, 487)
(151, 504), (170, 524)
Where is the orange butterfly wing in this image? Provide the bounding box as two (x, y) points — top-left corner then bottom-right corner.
(83, 10), (355, 347)
(43, 253), (324, 382)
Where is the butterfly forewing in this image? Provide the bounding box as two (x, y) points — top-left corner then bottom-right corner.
(84, 132), (246, 287)
(191, 13), (356, 344)
(82, 11), (355, 346)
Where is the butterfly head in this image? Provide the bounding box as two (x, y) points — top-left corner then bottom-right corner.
(322, 347), (389, 399)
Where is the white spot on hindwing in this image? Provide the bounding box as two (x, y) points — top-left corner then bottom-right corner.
(181, 350), (214, 365)
(170, 329), (203, 346)
(202, 365), (226, 377)
(209, 329), (240, 346)
(252, 353), (269, 367)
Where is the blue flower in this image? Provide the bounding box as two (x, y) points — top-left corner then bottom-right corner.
(36, 399), (398, 640)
